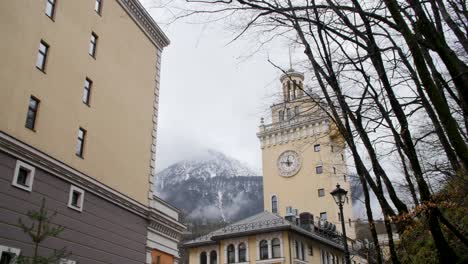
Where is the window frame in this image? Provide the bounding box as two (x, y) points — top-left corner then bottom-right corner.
(318, 188), (325, 197)
(238, 243), (247, 262)
(314, 144), (320, 152)
(209, 250), (217, 264)
(272, 238), (281, 258)
(83, 78), (92, 105)
(89, 32), (98, 58)
(36, 40), (49, 72)
(0, 245), (21, 264)
(259, 240), (269, 260)
(68, 185), (85, 212)
(320, 212), (327, 221)
(94, 0), (103, 15)
(25, 96), (40, 131)
(271, 195), (278, 214)
(45, 0), (56, 20)
(76, 127), (86, 158)
(315, 166), (323, 174)
(227, 244), (235, 264)
(11, 160), (35, 192)
(200, 251), (207, 264)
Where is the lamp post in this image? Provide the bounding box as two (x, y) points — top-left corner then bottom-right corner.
(330, 183), (351, 264)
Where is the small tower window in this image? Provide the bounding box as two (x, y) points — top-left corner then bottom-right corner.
(316, 166), (323, 174)
(271, 195), (278, 214)
(318, 188), (325, 197)
(287, 108), (292, 120)
(294, 106), (299, 116)
(279, 110), (284, 122)
(314, 144), (320, 152)
(333, 167), (336, 174)
(320, 212), (327, 220)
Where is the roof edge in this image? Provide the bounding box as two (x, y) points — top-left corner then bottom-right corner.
(117, 0), (170, 49)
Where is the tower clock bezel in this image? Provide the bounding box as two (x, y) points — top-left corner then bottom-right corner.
(276, 150), (302, 177)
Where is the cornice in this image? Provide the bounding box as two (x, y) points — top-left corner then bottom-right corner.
(117, 0), (170, 49)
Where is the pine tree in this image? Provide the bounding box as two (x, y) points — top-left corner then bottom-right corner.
(16, 198), (71, 264)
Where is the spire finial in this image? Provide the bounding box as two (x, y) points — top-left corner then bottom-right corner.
(288, 46), (293, 71)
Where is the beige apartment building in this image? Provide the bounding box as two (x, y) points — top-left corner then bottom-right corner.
(0, 0), (184, 263)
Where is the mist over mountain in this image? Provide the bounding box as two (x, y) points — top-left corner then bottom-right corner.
(156, 150), (263, 222)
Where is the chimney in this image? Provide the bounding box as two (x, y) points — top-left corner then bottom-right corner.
(299, 212), (314, 231)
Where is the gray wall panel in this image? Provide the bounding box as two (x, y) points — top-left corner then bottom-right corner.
(0, 151), (148, 263)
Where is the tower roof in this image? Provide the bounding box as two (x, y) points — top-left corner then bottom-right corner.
(280, 69), (304, 83)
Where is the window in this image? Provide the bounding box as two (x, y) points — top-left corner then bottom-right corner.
(259, 240), (268, 260)
(294, 106), (299, 116)
(25, 96), (40, 130)
(210, 251), (217, 264)
(271, 195), (278, 214)
(338, 213), (341, 221)
(320, 212), (327, 220)
(0, 245), (20, 264)
(238, 243), (246, 262)
(89, 32), (98, 58)
(314, 144), (320, 152)
(45, 0), (56, 19)
(316, 166), (323, 174)
(68, 185), (85, 212)
(333, 167), (336, 174)
(83, 78), (92, 105)
(200, 252), (207, 264)
(76, 128), (86, 157)
(95, 0), (103, 15)
(286, 108), (291, 120)
(227, 244), (235, 264)
(36, 40), (49, 71)
(279, 110), (284, 122)
(318, 188), (325, 197)
(272, 238), (281, 258)
(12, 160), (35, 192)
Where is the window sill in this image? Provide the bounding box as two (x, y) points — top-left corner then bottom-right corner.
(12, 182), (32, 192)
(25, 126), (36, 132)
(293, 259), (308, 264)
(67, 204), (83, 212)
(36, 66), (47, 74)
(255, 257), (285, 264)
(75, 154), (84, 159)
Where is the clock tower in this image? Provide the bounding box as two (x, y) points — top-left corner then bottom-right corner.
(257, 68), (355, 238)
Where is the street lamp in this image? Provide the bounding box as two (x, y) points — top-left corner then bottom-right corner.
(330, 183), (351, 264)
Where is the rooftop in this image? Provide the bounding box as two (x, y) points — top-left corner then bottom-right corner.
(183, 211), (344, 250)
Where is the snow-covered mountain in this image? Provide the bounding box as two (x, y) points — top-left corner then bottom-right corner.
(156, 150), (263, 223)
(156, 149), (258, 189)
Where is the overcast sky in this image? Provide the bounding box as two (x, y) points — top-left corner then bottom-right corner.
(142, 1), (296, 173)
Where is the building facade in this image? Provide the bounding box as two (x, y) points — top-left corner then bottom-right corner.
(185, 211), (354, 264)
(257, 69), (355, 238)
(0, 0), (184, 263)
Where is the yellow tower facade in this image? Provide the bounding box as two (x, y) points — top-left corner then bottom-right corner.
(257, 69), (355, 239)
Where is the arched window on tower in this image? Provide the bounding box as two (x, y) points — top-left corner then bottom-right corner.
(292, 80), (297, 99)
(287, 81), (291, 101)
(238, 243), (246, 262)
(271, 195), (278, 214)
(210, 251), (217, 264)
(279, 110), (284, 122)
(259, 240), (269, 260)
(200, 252), (207, 264)
(272, 238), (281, 258)
(227, 244), (235, 264)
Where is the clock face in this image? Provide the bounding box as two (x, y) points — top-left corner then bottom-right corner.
(277, 150), (302, 177)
